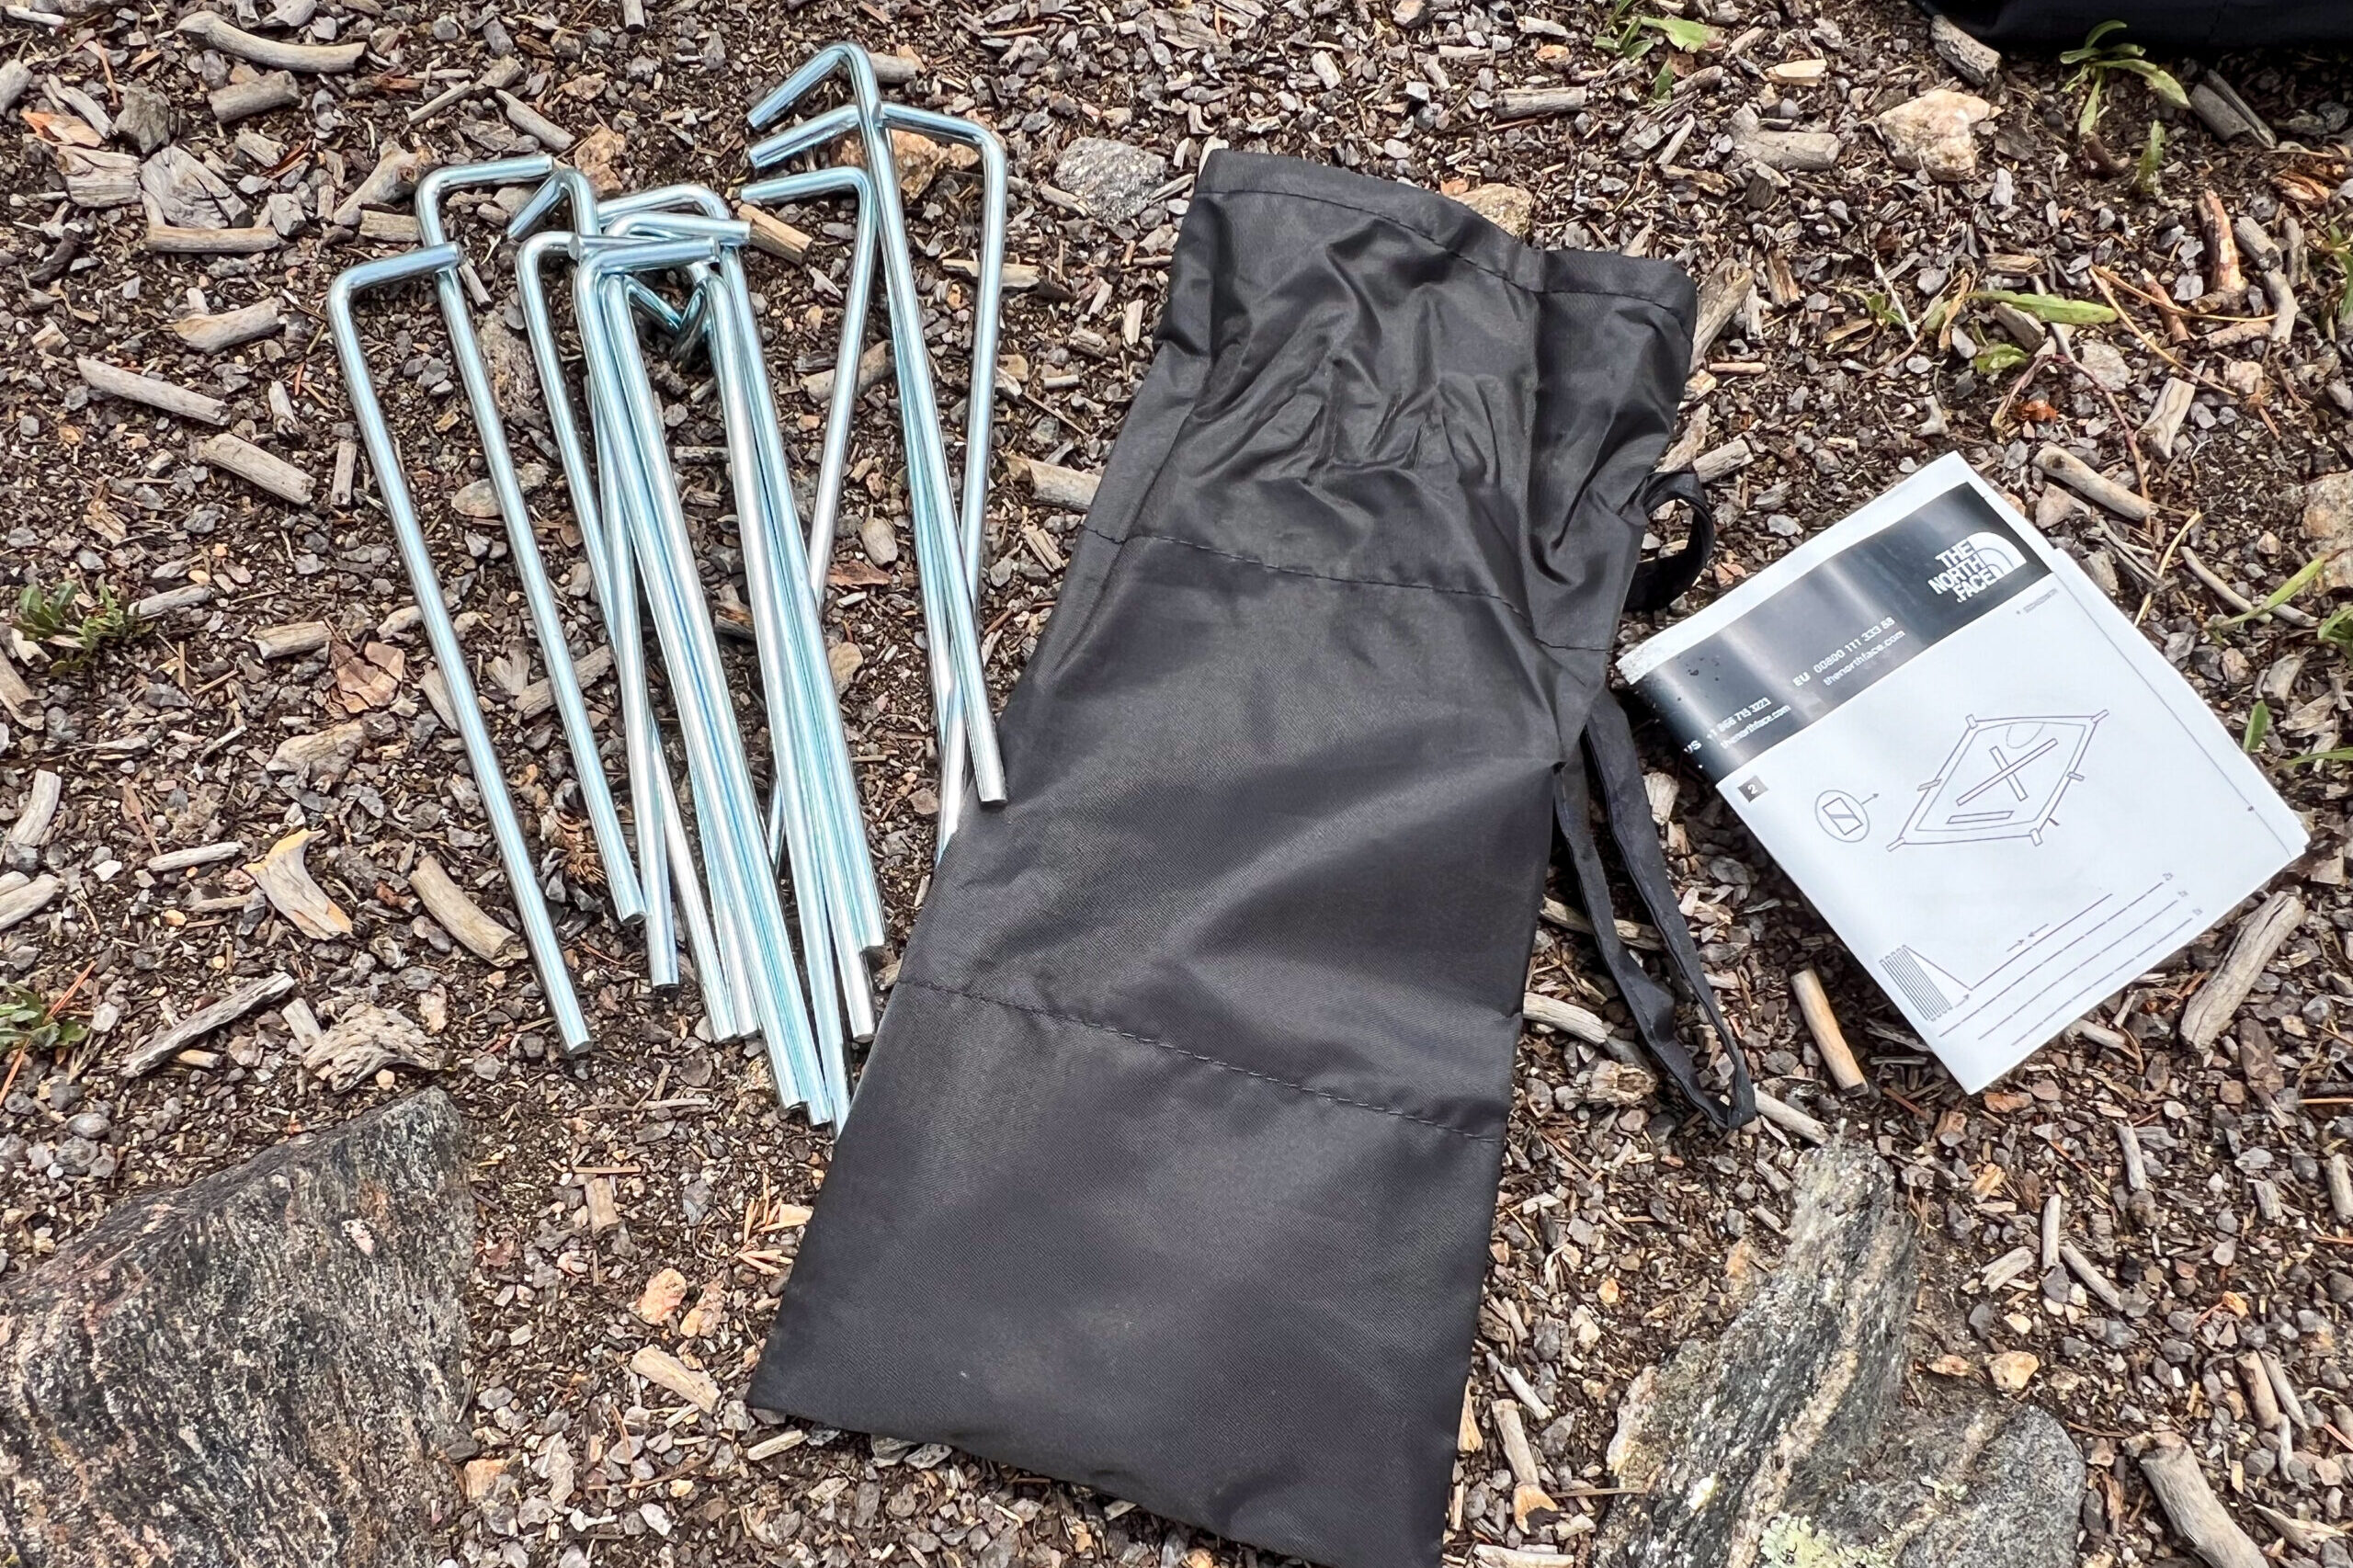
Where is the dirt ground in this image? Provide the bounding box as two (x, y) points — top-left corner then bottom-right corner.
(5, 1), (2353, 1564)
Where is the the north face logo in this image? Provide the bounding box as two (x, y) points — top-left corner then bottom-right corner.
(1928, 531), (2025, 603)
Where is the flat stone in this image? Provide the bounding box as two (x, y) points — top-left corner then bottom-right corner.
(2078, 340), (2131, 392)
(1596, 1141), (2080, 1568)
(1875, 89), (1994, 182)
(1454, 182), (1534, 240)
(2302, 472), (2353, 591)
(1051, 136), (1168, 222)
(1802, 1399), (2082, 1568)
(114, 82), (174, 154)
(0, 1092), (473, 1568)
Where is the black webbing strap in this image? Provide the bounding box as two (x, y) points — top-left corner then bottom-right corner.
(1552, 691), (1756, 1131)
(1625, 466), (1715, 614)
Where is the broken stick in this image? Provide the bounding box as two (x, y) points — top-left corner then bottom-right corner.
(2139, 1432), (2263, 1568)
(1790, 968), (1866, 1093)
(123, 972), (297, 1076)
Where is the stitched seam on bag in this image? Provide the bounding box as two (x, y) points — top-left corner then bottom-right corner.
(898, 978), (1502, 1144)
(1086, 525), (1611, 652)
(1212, 184), (1690, 312)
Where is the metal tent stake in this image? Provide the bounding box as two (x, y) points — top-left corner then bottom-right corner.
(325, 46), (1012, 1118)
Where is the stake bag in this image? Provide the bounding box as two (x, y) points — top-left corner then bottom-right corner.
(752, 151), (1754, 1568)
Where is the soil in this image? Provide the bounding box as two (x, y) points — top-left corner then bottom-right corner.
(3, 2), (2353, 1566)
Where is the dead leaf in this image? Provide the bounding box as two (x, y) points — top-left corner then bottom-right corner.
(22, 108), (100, 147)
(827, 641), (863, 695)
(330, 638), (400, 712)
(678, 1278), (727, 1339)
(835, 126), (978, 199)
(247, 829), (352, 940)
(1988, 1350), (2040, 1393)
(574, 124), (626, 196)
(460, 1457), (506, 1500)
(828, 559), (892, 588)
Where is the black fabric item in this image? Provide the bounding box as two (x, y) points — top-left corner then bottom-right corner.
(1923, 0), (2352, 47)
(751, 151), (1751, 1568)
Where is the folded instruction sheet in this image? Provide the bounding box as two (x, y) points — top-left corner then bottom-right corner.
(1621, 452), (2306, 1091)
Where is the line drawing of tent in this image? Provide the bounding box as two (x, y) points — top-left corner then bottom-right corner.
(1892, 711), (2104, 849)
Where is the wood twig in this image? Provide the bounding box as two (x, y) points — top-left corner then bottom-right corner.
(1790, 968), (1865, 1093)
(2140, 1432), (2264, 1568)
(77, 356), (227, 426)
(176, 12), (365, 73)
(2181, 892), (2305, 1048)
(122, 972), (296, 1077)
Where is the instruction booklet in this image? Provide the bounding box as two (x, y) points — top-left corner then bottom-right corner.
(1620, 452), (2306, 1093)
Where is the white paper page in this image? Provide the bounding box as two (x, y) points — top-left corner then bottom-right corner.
(1621, 453), (2306, 1092)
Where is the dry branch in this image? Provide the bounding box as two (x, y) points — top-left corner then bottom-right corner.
(195, 433), (314, 505)
(177, 11), (366, 72)
(77, 357), (228, 426)
(1790, 968), (1865, 1093)
(123, 971), (296, 1076)
(210, 70), (301, 122)
(174, 299), (282, 353)
(2140, 1433), (2263, 1568)
(410, 854), (522, 963)
(2181, 892), (2303, 1047)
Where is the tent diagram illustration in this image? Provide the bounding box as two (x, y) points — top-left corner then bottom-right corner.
(1891, 711), (2104, 849)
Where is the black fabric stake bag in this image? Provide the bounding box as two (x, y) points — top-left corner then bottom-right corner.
(752, 152), (1753, 1568)
(1922, 0), (2351, 46)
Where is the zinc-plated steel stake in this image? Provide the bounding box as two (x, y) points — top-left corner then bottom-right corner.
(578, 254), (754, 1035)
(414, 156), (644, 927)
(750, 56), (1007, 819)
(737, 166), (879, 605)
(581, 241), (831, 1119)
(514, 221), (684, 996)
(613, 197), (884, 943)
(583, 240), (779, 1073)
(327, 244), (591, 1054)
(597, 262), (822, 1111)
(608, 198), (874, 1076)
(875, 103), (1009, 850)
(607, 204), (852, 1108)
(512, 184), (745, 1034)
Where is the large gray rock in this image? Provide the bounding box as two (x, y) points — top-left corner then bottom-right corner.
(1804, 1399), (2083, 1568)
(1596, 1142), (2081, 1568)
(0, 1091), (473, 1568)
(1051, 136), (1168, 222)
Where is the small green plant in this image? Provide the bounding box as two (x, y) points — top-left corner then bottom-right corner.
(1969, 289), (2119, 327)
(2131, 119), (2166, 199)
(2215, 554), (2328, 630)
(12, 581), (80, 642)
(2061, 21), (2188, 141)
(2243, 699), (2271, 753)
(13, 577), (146, 670)
(2318, 603), (2353, 655)
(0, 985), (88, 1061)
(1973, 341), (2031, 376)
(1599, 0), (1714, 59)
(2312, 223), (2353, 340)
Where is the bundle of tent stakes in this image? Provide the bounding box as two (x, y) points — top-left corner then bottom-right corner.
(326, 44), (1009, 1125)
